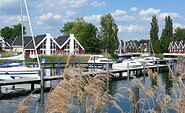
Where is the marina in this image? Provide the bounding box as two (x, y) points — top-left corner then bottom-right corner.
(0, 60), (168, 94)
(0, 0), (185, 112)
(0, 64), (175, 113)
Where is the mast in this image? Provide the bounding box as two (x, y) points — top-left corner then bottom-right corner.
(20, 0), (25, 65)
(23, 0), (41, 69)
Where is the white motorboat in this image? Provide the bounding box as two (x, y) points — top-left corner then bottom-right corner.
(143, 56), (160, 66)
(88, 55), (112, 64)
(131, 57), (155, 66)
(112, 58), (142, 70)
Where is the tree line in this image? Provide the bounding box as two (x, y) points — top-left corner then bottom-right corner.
(150, 15), (185, 54)
(60, 14), (118, 54)
(1, 14), (185, 54)
(0, 14), (118, 54)
(0, 23), (26, 40)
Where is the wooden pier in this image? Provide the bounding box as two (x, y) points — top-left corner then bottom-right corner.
(0, 76), (63, 93)
(85, 64), (167, 78)
(0, 62), (168, 94)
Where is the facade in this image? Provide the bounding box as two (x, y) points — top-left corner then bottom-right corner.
(168, 41), (185, 53)
(137, 43), (150, 52)
(55, 34), (84, 55)
(114, 40), (150, 54)
(12, 33), (84, 58)
(0, 37), (13, 51)
(115, 40), (138, 54)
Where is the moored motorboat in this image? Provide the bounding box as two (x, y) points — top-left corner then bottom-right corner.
(112, 58), (142, 70)
(88, 55), (113, 64)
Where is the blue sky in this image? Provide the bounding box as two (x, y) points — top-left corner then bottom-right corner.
(0, 0), (185, 41)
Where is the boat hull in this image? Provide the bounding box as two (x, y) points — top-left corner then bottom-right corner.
(0, 67), (40, 79)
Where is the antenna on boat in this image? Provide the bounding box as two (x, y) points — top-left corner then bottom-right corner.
(23, 0), (41, 69)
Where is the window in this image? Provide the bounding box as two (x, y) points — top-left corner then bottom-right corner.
(39, 40), (46, 55)
(50, 40), (56, 54)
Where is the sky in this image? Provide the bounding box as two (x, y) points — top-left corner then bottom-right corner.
(0, 0), (185, 41)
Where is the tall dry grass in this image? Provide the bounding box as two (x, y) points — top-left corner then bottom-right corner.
(15, 92), (35, 113)
(45, 54), (123, 113)
(115, 60), (185, 113)
(16, 57), (185, 113)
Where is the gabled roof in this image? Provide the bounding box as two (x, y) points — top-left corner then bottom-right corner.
(4, 38), (13, 46)
(168, 42), (174, 50)
(24, 34), (46, 50)
(55, 36), (70, 47)
(12, 36), (33, 46)
(179, 41), (185, 49)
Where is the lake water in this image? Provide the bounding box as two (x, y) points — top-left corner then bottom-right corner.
(0, 67), (177, 113)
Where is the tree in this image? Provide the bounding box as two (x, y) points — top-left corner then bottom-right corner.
(83, 23), (101, 53)
(99, 13), (119, 54)
(12, 23), (26, 38)
(162, 16), (173, 37)
(160, 16), (173, 53)
(173, 27), (185, 41)
(60, 18), (100, 53)
(154, 39), (161, 54)
(0, 23), (26, 40)
(150, 15), (159, 49)
(0, 27), (13, 39)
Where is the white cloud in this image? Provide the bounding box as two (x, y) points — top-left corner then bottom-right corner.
(0, 0), (18, 7)
(173, 23), (185, 30)
(113, 10), (127, 16)
(34, 0), (89, 14)
(44, 26), (52, 30)
(139, 8), (160, 16)
(118, 25), (145, 33)
(140, 17), (152, 22)
(38, 13), (53, 21)
(130, 7), (138, 12)
(90, 1), (106, 7)
(53, 15), (62, 20)
(65, 11), (76, 16)
(84, 14), (102, 24)
(0, 15), (28, 28)
(115, 15), (135, 22)
(34, 12), (64, 30)
(159, 12), (181, 19)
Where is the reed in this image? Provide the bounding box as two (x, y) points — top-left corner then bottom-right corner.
(15, 92), (34, 113)
(45, 54), (121, 113)
(16, 56), (185, 113)
(116, 59), (185, 113)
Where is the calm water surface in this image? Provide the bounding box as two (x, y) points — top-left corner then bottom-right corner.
(0, 67), (176, 113)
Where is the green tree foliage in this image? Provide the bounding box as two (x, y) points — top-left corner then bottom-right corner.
(173, 27), (185, 41)
(60, 18), (100, 53)
(0, 23), (26, 40)
(12, 24), (26, 38)
(83, 23), (100, 53)
(99, 13), (118, 54)
(0, 27), (13, 39)
(150, 15), (159, 48)
(162, 16), (173, 37)
(154, 39), (161, 54)
(160, 36), (173, 53)
(160, 16), (173, 53)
